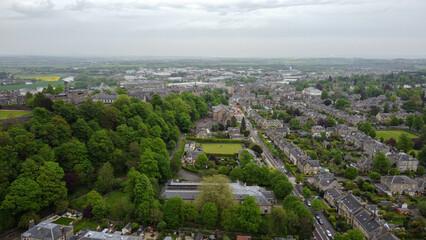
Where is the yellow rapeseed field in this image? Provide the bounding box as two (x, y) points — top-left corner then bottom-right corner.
(16, 75), (61, 81)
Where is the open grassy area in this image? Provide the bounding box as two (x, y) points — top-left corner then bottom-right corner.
(73, 220), (101, 233)
(0, 80), (64, 91)
(54, 217), (74, 226)
(202, 143), (242, 154)
(105, 191), (129, 207)
(375, 129), (420, 141)
(0, 110), (32, 119)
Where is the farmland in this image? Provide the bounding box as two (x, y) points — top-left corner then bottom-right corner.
(202, 143), (242, 154)
(0, 110), (32, 119)
(375, 129), (420, 141)
(16, 75), (61, 81)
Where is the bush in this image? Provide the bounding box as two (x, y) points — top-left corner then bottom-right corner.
(157, 221), (167, 231)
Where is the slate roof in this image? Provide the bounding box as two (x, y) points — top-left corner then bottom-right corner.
(339, 194), (363, 213)
(326, 188), (343, 201)
(376, 233), (400, 240)
(382, 175), (417, 185)
(160, 180), (275, 205)
(91, 93), (118, 100)
(354, 210), (381, 233)
(21, 221), (73, 240)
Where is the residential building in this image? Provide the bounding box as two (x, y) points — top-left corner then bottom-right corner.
(380, 176), (418, 196)
(324, 188), (344, 208)
(337, 194), (363, 225)
(21, 221), (73, 240)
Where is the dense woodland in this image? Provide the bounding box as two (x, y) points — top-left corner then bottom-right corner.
(0, 91), (209, 233)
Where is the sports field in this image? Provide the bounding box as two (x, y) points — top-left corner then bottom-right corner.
(375, 129), (420, 141)
(0, 110), (32, 119)
(202, 143), (242, 154)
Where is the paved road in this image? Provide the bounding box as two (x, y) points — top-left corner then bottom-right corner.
(294, 186), (337, 240)
(240, 107), (336, 240)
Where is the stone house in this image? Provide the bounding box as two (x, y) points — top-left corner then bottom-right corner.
(21, 221), (73, 240)
(337, 194), (363, 225)
(311, 125), (325, 137)
(182, 149), (204, 165)
(297, 159), (320, 175)
(353, 210), (384, 240)
(314, 173), (341, 191)
(386, 152), (419, 172)
(325, 188), (344, 208)
(380, 176), (418, 196)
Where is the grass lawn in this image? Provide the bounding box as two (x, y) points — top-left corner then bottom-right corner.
(105, 191), (129, 207)
(375, 129), (420, 141)
(0, 110), (32, 119)
(0, 80), (64, 91)
(73, 219), (101, 233)
(202, 143), (242, 154)
(54, 217), (74, 226)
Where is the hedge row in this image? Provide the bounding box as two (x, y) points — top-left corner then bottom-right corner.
(185, 136), (245, 143)
(207, 153), (238, 158)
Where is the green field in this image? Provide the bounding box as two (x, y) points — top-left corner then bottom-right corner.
(202, 143), (242, 154)
(375, 129), (420, 141)
(0, 80), (64, 91)
(54, 217), (74, 226)
(73, 220), (101, 233)
(0, 110), (32, 119)
(105, 191), (129, 207)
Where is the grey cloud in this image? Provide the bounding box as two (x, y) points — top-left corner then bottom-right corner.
(10, 0), (55, 17)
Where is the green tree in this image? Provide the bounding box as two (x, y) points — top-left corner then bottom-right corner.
(221, 205), (239, 231)
(274, 180), (293, 199)
(238, 196), (262, 233)
(194, 175), (235, 211)
(289, 119), (301, 129)
(344, 229), (365, 240)
(412, 115), (425, 131)
(87, 130), (114, 167)
(195, 153), (208, 170)
(369, 172), (381, 181)
(397, 133), (414, 152)
(344, 167), (358, 180)
(418, 166), (425, 176)
(242, 162), (261, 185)
(373, 152), (391, 174)
(99, 106), (120, 130)
(335, 98), (350, 109)
(37, 161), (67, 208)
(321, 90), (329, 100)
(1, 177), (42, 216)
(405, 114), (415, 129)
(311, 198), (324, 211)
(201, 202), (218, 228)
(183, 202), (199, 222)
(302, 187), (312, 199)
(229, 167), (244, 181)
(55, 140), (89, 173)
(150, 94), (163, 109)
(240, 117), (247, 132)
(139, 149), (160, 179)
(163, 196), (184, 228)
(95, 162), (115, 193)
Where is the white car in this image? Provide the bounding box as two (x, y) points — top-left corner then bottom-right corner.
(326, 230), (333, 239)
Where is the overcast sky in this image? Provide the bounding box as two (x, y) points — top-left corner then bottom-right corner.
(0, 0), (425, 58)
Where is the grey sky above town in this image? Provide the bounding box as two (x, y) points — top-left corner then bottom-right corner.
(0, 0), (425, 58)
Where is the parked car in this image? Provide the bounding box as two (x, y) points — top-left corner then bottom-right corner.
(307, 201), (311, 207)
(315, 214), (320, 220)
(317, 218), (323, 225)
(326, 230), (333, 239)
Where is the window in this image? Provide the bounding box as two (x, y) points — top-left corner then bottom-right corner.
(264, 207), (268, 213)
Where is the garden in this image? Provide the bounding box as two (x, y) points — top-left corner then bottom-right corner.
(0, 110), (32, 119)
(202, 143), (242, 155)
